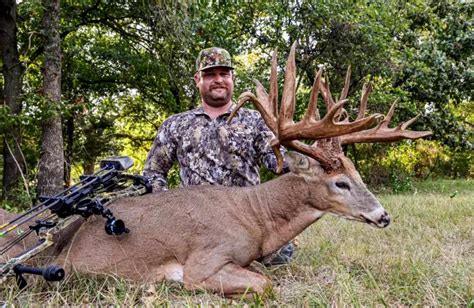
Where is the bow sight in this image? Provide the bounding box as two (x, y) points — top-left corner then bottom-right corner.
(0, 156), (152, 288)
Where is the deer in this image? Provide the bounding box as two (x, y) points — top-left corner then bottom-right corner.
(1, 44), (431, 297)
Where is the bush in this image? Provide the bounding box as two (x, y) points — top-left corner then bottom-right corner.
(349, 140), (472, 192)
(381, 140), (450, 178)
(0, 184), (34, 213)
(436, 150), (473, 178)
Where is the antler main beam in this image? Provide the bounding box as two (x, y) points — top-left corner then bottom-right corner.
(229, 43), (432, 173)
(340, 101), (432, 144)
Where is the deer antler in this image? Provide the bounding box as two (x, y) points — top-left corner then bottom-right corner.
(319, 68), (432, 144)
(229, 43), (432, 173)
(340, 100), (432, 144)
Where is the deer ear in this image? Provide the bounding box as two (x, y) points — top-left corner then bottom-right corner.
(285, 152), (311, 173)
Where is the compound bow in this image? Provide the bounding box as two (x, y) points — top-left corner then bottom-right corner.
(0, 156), (152, 289)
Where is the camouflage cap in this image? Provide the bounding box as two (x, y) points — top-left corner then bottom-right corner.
(196, 47), (234, 72)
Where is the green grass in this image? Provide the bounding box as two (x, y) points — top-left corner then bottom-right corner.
(1, 179), (473, 305)
(412, 178), (472, 194)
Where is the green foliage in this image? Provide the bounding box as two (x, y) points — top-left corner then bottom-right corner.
(384, 139), (472, 180)
(0, 184), (34, 213)
(353, 139), (472, 192)
(0, 106), (18, 134)
(389, 172), (413, 193)
(381, 140), (448, 178)
(2, 0), (472, 196)
(392, 1), (473, 150)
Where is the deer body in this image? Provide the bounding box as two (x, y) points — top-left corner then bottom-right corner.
(54, 153), (388, 296)
(1, 154), (389, 297)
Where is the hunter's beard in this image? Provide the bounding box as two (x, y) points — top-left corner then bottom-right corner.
(200, 86), (233, 107)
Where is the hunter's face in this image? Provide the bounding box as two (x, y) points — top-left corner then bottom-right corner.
(194, 67), (234, 108)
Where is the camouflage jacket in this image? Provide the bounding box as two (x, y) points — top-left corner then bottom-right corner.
(143, 105), (282, 191)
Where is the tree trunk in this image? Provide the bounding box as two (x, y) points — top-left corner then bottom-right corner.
(37, 0), (64, 197)
(0, 0), (27, 201)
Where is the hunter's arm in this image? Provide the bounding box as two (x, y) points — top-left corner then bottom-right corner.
(254, 114), (288, 174)
(143, 118), (177, 191)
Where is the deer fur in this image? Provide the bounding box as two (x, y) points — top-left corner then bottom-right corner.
(42, 152), (389, 297)
(1, 152), (388, 296)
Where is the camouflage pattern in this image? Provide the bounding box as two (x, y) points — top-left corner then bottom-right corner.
(195, 47), (234, 72)
(143, 105), (282, 192)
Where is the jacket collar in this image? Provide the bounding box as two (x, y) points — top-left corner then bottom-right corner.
(191, 103), (238, 118)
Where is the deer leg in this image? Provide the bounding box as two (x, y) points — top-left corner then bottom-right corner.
(184, 262), (272, 298)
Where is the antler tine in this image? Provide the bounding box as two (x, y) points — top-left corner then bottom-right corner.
(401, 114), (421, 130)
(384, 100), (428, 131)
(269, 48), (279, 119)
(303, 68), (323, 122)
(356, 83), (372, 121)
(319, 75), (336, 110)
(271, 140), (285, 174)
(233, 48), (279, 130)
(280, 99), (381, 141)
(279, 42), (297, 128)
(228, 91), (278, 135)
(379, 99), (397, 128)
(340, 100), (433, 144)
(340, 65), (351, 101)
(271, 52), (382, 155)
(228, 90), (286, 173)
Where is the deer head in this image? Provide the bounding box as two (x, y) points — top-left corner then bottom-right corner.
(229, 43), (432, 228)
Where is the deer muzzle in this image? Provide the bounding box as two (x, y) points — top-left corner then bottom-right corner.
(361, 209), (390, 228)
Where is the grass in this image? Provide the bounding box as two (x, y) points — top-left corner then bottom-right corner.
(1, 179), (473, 306)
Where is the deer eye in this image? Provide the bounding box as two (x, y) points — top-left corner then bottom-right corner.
(335, 181), (350, 191)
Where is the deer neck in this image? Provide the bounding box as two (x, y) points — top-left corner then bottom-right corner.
(247, 173), (326, 256)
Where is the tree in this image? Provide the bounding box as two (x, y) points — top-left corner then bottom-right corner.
(0, 0), (27, 201)
(58, 1), (194, 176)
(36, 0), (64, 196)
(393, 0), (472, 150)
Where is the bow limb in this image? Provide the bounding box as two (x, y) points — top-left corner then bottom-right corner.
(0, 215), (82, 284)
(0, 235), (54, 282)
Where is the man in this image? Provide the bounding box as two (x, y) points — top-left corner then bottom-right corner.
(143, 47), (294, 265)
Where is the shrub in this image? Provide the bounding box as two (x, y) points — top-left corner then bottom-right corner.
(381, 140), (450, 178)
(349, 140), (471, 192)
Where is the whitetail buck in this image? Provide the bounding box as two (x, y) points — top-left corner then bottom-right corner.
(1, 44), (431, 297)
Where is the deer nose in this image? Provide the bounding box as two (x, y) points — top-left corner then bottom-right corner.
(378, 211), (390, 227)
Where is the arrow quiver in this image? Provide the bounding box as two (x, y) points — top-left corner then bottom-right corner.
(0, 156), (152, 288)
